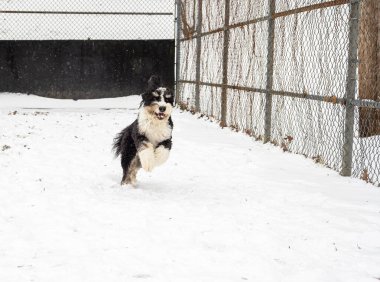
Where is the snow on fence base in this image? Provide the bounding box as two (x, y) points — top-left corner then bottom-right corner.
(176, 0), (380, 186)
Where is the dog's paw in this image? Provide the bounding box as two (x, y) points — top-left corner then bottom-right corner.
(143, 162), (154, 172)
(130, 179), (137, 187)
(128, 176), (138, 187)
(155, 146), (170, 167)
(138, 146), (155, 172)
(121, 181), (137, 188)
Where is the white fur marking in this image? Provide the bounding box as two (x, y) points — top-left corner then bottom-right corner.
(138, 108), (172, 146)
(157, 101), (167, 107)
(156, 87), (167, 93)
(130, 178), (137, 187)
(138, 144), (155, 172)
(154, 146), (170, 167)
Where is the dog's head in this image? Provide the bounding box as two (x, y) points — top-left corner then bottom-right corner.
(141, 75), (174, 121)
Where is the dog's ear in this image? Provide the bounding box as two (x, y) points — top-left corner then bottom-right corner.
(147, 75), (161, 92)
(141, 92), (149, 100)
(140, 91), (150, 107)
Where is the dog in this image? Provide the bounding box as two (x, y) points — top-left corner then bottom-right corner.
(113, 75), (174, 186)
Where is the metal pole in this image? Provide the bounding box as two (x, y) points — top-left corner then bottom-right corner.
(341, 0), (361, 176)
(264, 0), (275, 143)
(194, 0), (203, 112)
(220, 0), (230, 127)
(175, 0), (182, 104)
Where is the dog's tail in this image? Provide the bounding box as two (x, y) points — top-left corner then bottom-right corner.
(112, 129), (125, 158)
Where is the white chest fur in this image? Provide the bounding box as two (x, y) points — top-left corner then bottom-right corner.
(138, 110), (172, 147)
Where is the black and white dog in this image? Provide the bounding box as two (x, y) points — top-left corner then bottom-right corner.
(113, 75), (174, 186)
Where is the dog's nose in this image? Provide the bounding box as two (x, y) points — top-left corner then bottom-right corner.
(159, 106), (166, 112)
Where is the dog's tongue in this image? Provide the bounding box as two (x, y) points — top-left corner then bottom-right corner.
(157, 113), (165, 119)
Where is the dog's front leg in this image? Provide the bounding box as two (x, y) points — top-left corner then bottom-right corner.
(154, 138), (172, 167)
(154, 145), (170, 167)
(138, 142), (155, 172)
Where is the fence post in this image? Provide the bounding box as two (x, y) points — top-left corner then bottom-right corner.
(341, 0), (361, 176)
(263, 0), (275, 143)
(175, 0), (182, 104)
(194, 0), (203, 112)
(220, 0), (230, 127)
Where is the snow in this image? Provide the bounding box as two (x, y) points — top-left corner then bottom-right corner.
(1, 93), (380, 282)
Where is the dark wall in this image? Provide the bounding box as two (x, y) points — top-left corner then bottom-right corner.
(0, 40), (174, 99)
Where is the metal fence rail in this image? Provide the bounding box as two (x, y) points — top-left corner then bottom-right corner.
(176, 0), (380, 186)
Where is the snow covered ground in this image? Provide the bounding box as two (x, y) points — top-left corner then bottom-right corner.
(1, 93), (380, 282)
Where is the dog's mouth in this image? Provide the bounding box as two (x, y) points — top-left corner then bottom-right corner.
(155, 112), (166, 120)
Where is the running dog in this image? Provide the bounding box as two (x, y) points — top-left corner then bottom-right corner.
(113, 75), (174, 186)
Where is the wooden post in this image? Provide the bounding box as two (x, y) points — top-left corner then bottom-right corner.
(358, 0), (380, 137)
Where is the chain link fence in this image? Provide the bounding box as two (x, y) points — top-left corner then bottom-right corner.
(0, 1), (175, 98)
(0, 0), (174, 40)
(176, 0), (380, 186)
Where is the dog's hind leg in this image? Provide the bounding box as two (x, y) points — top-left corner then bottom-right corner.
(121, 154), (130, 185)
(120, 146), (138, 186)
(124, 156), (141, 187)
